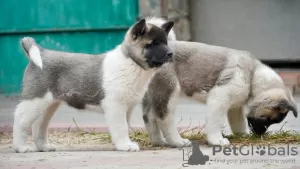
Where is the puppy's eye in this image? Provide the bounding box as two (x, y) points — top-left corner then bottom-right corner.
(152, 40), (159, 45)
(146, 40), (160, 48)
(272, 106), (281, 111)
(146, 43), (154, 48)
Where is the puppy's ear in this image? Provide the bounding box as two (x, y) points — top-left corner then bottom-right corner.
(287, 101), (298, 118)
(161, 21), (174, 35)
(132, 19), (147, 40)
(273, 100), (298, 118)
(286, 89), (298, 118)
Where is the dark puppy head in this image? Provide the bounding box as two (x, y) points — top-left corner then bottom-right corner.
(247, 88), (298, 135)
(123, 18), (174, 69)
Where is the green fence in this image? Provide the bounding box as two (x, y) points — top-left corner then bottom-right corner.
(0, 0), (138, 94)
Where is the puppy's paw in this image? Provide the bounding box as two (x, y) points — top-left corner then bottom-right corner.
(169, 138), (192, 148)
(208, 137), (230, 146)
(152, 138), (169, 147)
(242, 130), (250, 135)
(14, 145), (36, 153)
(115, 141), (140, 151)
(36, 144), (56, 152)
(219, 138), (230, 146)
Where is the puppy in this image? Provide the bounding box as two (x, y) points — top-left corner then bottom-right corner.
(142, 40), (298, 146)
(13, 18), (175, 153)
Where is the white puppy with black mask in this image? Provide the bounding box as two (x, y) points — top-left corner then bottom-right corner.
(13, 18), (176, 153)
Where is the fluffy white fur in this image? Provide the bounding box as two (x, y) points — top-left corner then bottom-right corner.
(29, 45), (43, 69)
(13, 17), (175, 153)
(13, 92), (55, 152)
(101, 46), (155, 151)
(13, 45), (156, 152)
(141, 39), (297, 147)
(164, 65), (286, 146)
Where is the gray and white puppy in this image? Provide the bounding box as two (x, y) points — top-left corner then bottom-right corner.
(13, 18), (175, 153)
(142, 41), (298, 146)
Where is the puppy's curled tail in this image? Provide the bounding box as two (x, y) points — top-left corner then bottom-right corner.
(21, 37), (43, 69)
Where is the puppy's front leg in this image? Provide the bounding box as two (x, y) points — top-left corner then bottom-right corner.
(206, 88), (231, 146)
(227, 107), (249, 134)
(102, 100), (139, 151)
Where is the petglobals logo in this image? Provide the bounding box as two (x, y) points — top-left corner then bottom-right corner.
(180, 142), (298, 167)
(212, 144), (298, 156)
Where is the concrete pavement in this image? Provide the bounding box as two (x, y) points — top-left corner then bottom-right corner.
(1, 145), (300, 169)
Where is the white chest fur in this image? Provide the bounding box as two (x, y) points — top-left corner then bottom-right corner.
(102, 46), (155, 106)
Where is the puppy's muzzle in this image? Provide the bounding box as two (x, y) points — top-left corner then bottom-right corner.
(248, 100), (298, 135)
(247, 117), (270, 135)
(247, 113), (288, 135)
(150, 50), (173, 67)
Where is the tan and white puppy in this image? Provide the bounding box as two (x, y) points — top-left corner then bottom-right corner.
(13, 18), (176, 153)
(142, 40), (298, 146)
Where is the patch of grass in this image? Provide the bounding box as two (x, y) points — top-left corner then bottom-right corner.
(226, 131), (300, 145)
(130, 129), (150, 146)
(0, 130), (299, 150)
(48, 131), (112, 146)
(180, 130), (300, 146)
(1, 119), (299, 150)
(128, 128), (300, 149)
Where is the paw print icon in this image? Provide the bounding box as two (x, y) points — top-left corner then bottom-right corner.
(255, 145), (266, 155)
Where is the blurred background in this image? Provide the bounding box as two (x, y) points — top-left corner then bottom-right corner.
(0, 0), (300, 95)
(0, 0), (300, 135)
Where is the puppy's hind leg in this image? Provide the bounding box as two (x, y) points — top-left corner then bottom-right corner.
(13, 101), (37, 153)
(13, 92), (53, 153)
(227, 107), (249, 135)
(32, 102), (60, 152)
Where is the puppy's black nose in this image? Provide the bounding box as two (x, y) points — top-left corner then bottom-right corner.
(166, 51), (173, 57)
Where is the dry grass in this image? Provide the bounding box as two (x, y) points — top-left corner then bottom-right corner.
(130, 129), (300, 148)
(182, 130), (300, 145)
(1, 119), (300, 150)
(1, 129), (300, 150)
(0, 131), (111, 146)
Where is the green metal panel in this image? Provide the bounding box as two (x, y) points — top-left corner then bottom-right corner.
(0, 0), (138, 33)
(0, 0), (139, 94)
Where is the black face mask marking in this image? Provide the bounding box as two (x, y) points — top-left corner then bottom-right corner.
(129, 19), (174, 69)
(143, 25), (173, 68)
